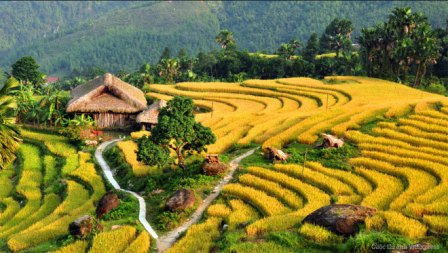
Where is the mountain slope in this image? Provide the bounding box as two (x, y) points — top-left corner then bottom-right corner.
(0, 1), (446, 75)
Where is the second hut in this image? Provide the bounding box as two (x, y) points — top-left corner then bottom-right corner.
(136, 99), (167, 130)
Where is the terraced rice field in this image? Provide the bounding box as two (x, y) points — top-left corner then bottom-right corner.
(0, 129), (106, 252)
(149, 77), (444, 153)
(3, 76), (448, 252)
(151, 77), (448, 249)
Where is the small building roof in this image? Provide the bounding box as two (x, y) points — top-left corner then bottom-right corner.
(46, 76), (59, 84)
(66, 73), (147, 113)
(136, 99), (167, 124)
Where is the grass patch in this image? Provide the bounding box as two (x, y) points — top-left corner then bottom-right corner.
(285, 141), (359, 171)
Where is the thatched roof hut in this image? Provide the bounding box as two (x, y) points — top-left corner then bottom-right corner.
(67, 73), (147, 128)
(136, 100), (167, 127)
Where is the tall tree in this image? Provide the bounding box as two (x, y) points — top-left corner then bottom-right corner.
(137, 96), (216, 170)
(359, 7), (440, 85)
(320, 18), (353, 57)
(11, 56), (45, 87)
(0, 77), (21, 169)
(159, 47), (171, 63)
(303, 33), (319, 62)
(215, 29), (236, 49)
(158, 58), (180, 84)
(277, 39), (301, 60)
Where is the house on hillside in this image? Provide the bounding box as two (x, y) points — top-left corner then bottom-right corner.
(136, 99), (167, 130)
(66, 73), (147, 128)
(45, 76), (59, 85)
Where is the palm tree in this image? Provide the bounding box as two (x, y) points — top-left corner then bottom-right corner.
(0, 77), (21, 169)
(39, 86), (67, 127)
(215, 29), (236, 49)
(159, 58), (180, 84)
(277, 39), (301, 60)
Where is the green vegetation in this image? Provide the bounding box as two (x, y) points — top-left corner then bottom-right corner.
(137, 96), (216, 170)
(1, 2), (448, 75)
(0, 77), (21, 169)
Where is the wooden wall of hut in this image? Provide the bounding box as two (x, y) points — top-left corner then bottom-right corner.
(93, 113), (134, 128)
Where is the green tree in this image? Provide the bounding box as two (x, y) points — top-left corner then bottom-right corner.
(215, 29), (236, 49)
(138, 96), (216, 170)
(159, 47), (171, 63)
(12, 83), (38, 124)
(38, 85), (69, 127)
(303, 32), (319, 62)
(320, 18), (353, 57)
(158, 58), (180, 84)
(136, 137), (169, 169)
(11, 56), (45, 86)
(277, 39), (301, 60)
(359, 7), (440, 85)
(139, 63), (153, 86)
(0, 77), (21, 169)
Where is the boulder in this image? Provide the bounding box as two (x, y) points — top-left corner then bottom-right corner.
(166, 189), (196, 212)
(69, 215), (93, 237)
(302, 204), (376, 236)
(96, 192), (120, 219)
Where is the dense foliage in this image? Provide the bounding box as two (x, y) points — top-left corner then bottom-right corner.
(137, 96), (216, 170)
(0, 1), (447, 75)
(0, 77), (21, 169)
(359, 7), (442, 86)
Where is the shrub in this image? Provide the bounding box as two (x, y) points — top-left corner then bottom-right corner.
(426, 83), (446, 95)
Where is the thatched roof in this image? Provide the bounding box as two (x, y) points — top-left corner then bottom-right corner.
(136, 100), (167, 124)
(67, 73), (147, 113)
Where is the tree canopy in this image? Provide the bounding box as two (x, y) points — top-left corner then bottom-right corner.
(137, 96), (216, 170)
(11, 56), (45, 86)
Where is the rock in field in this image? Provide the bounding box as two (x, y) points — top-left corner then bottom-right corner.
(302, 204), (376, 236)
(166, 189), (196, 212)
(69, 215), (93, 237)
(96, 192), (120, 219)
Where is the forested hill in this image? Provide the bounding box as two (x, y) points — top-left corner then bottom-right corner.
(0, 1), (447, 75)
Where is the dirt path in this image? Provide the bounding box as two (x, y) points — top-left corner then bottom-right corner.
(156, 148), (257, 252)
(95, 138), (159, 239)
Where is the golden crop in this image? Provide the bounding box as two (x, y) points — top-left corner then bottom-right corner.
(299, 223), (343, 244)
(273, 164), (354, 196)
(53, 240), (89, 253)
(130, 130), (151, 139)
(207, 204), (232, 218)
(123, 231), (151, 253)
(117, 140), (155, 176)
(166, 217), (222, 253)
(240, 173), (302, 209)
(422, 215), (448, 233)
(383, 211), (427, 238)
(228, 199), (259, 229)
(355, 167), (403, 210)
(90, 226), (137, 253)
(223, 183), (290, 216)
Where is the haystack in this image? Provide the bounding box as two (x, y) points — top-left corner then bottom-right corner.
(318, 133), (344, 148)
(202, 154), (227, 175)
(66, 73), (147, 128)
(136, 99), (167, 129)
(264, 147), (288, 163)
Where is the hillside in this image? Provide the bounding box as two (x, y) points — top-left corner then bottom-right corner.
(0, 1), (447, 75)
